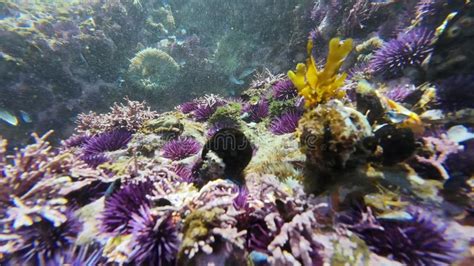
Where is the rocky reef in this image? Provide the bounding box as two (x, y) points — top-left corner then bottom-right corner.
(1, 0), (474, 265)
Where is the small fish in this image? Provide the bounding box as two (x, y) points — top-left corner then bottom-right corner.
(104, 179), (121, 198)
(79, 52), (89, 68)
(369, 0), (397, 6)
(0, 108), (18, 126)
(229, 75), (245, 85)
(377, 211), (413, 222)
(249, 251), (269, 265)
(19, 110), (32, 123)
(238, 68), (256, 80)
(386, 111), (411, 124)
(435, 12), (458, 37)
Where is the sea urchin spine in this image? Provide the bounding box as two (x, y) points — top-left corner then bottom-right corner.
(161, 137), (201, 161)
(370, 28), (434, 78)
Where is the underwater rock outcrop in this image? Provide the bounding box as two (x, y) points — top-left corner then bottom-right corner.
(298, 100), (373, 194)
(195, 128), (253, 186)
(426, 1), (474, 80)
(2, 69), (473, 265)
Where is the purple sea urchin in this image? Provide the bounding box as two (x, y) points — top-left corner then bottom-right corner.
(61, 243), (105, 265)
(172, 163), (193, 182)
(80, 153), (109, 169)
(341, 207), (459, 265)
(415, 0), (465, 27)
(191, 94), (227, 122)
(82, 129), (132, 155)
(161, 137), (201, 160)
(370, 28), (434, 78)
(13, 211), (82, 265)
(177, 101), (198, 114)
(81, 129), (132, 167)
(246, 215), (276, 253)
(416, 0), (440, 23)
(101, 182), (152, 235)
(193, 105), (221, 122)
(242, 99), (269, 122)
(233, 186), (249, 210)
(436, 75), (474, 111)
(62, 134), (91, 148)
(384, 83), (416, 102)
(270, 111), (302, 135)
(129, 206), (180, 265)
(272, 79), (297, 100)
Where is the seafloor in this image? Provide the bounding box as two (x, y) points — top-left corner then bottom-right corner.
(1, 0), (474, 266)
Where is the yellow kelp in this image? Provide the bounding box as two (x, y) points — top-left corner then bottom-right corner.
(288, 38), (353, 109)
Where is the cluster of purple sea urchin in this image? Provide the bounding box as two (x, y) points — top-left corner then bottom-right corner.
(101, 182), (180, 265)
(80, 129), (132, 167)
(340, 207), (459, 265)
(370, 27), (434, 78)
(161, 137), (201, 160)
(242, 99), (269, 122)
(178, 94), (227, 121)
(14, 211), (82, 265)
(272, 79), (297, 100)
(270, 111), (302, 135)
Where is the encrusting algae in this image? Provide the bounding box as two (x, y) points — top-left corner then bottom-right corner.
(288, 38), (353, 109)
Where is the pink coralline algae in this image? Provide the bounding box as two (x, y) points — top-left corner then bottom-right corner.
(416, 135), (463, 180)
(76, 98), (158, 134)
